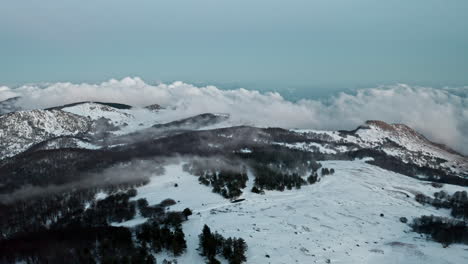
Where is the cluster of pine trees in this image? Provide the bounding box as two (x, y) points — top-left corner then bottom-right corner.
(0, 180), (148, 238)
(412, 190), (468, 246)
(321, 167), (335, 176)
(136, 198), (180, 220)
(411, 215), (468, 247)
(252, 165), (335, 193)
(183, 151), (329, 198)
(198, 225), (248, 264)
(136, 218), (188, 257)
(82, 189), (138, 224)
(237, 145), (321, 176)
(306, 167), (334, 185)
(253, 164), (307, 191)
(415, 190), (468, 219)
(207, 170), (248, 199)
(0, 225), (158, 264)
(184, 159), (248, 199)
(0, 186), (192, 264)
(236, 146), (331, 192)
(307, 170), (319, 184)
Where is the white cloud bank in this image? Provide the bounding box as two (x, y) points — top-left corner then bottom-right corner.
(1, 77), (467, 155)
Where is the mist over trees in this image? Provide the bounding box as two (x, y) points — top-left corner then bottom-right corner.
(184, 159), (248, 199)
(183, 147), (331, 197)
(0, 151), (336, 264)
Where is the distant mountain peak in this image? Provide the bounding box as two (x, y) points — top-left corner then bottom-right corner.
(48, 101), (133, 111)
(360, 120), (463, 157)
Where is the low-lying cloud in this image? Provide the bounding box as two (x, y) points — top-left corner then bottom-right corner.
(1, 77), (467, 155)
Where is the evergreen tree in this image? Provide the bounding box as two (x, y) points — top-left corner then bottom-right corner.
(222, 237), (233, 259)
(231, 238), (247, 264)
(183, 208), (193, 220)
(172, 227), (187, 256)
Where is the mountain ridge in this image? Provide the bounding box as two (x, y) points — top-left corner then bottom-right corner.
(0, 101), (467, 264)
(0, 102), (466, 181)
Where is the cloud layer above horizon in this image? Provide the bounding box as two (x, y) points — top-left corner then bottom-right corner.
(1, 77), (467, 155)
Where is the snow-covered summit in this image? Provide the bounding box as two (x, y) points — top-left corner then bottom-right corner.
(61, 102), (163, 135)
(354, 120), (458, 155)
(289, 120), (467, 177)
(1, 101), (466, 180)
(350, 120), (467, 172)
(0, 109), (91, 158)
(62, 102), (133, 124)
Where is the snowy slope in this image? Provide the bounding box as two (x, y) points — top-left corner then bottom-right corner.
(1, 102), (467, 263)
(0, 103), (233, 158)
(115, 160), (468, 264)
(347, 121), (466, 171)
(61, 102), (163, 135)
(61, 102), (230, 136)
(291, 121), (468, 176)
(27, 136), (101, 152)
(0, 109), (91, 158)
(2, 102), (465, 183)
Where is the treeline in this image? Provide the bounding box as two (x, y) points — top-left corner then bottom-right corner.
(415, 190), (468, 219)
(199, 225), (247, 264)
(252, 165), (334, 192)
(0, 187), (191, 264)
(252, 164), (306, 191)
(236, 146), (335, 192)
(183, 159), (248, 199)
(0, 226), (157, 264)
(134, 207), (192, 258)
(321, 167), (335, 176)
(184, 156), (335, 196)
(0, 179), (148, 239)
(0, 148), (128, 194)
(78, 189), (137, 225)
(237, 145), (322, 176)
(411, 190), (468, 247)
(411, 215), (468, 247)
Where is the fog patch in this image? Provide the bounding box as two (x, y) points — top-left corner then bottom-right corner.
(0, 156), (248, 203)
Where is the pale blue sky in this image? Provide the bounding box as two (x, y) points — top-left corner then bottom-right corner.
(1, 0), (468, 96)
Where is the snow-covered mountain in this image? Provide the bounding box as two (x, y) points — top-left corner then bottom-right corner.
(0, 102), (165, 158)
(289, 120), (468, 178)
(0, 109), (91, 158)
(0, 101), (467, 264)
(2, 101), (466, 174)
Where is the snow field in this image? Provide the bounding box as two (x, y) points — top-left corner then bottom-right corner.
(114, 160), (468, 264)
